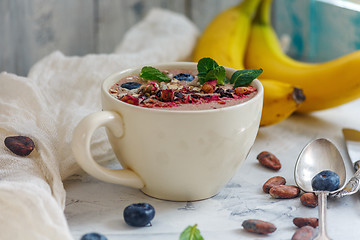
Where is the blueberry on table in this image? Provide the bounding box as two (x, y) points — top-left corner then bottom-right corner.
(121, 82), (142, 90)
(80, 232), (107, 240)
(123, 203), (155, 227)
(174, 73), (194, 81)
(311, 170), (340, 191)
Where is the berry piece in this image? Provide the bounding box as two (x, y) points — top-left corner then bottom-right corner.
(80, 232), (107, 240)
(311, 170), (340, 191)
(121, 82), (142, 90)
(123, 203), (155, 227)
(174, 73), (194, 81)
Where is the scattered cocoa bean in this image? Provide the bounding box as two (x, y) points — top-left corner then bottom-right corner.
(257, 151), (281, 171)
(4, 136), (35, 156)
(300, 192), (318, 208)
(291, 226), (316, 240)
(293, 217), (319, 228)
(242, 219), (276, 234)
(269, 185), (300, 199)
(263, 176), (286, 193)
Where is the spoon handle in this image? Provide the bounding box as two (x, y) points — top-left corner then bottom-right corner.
(332, 167), (360, 198)
(314, 191), (331, 240)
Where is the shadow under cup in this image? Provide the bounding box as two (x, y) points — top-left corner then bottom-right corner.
(72, 62), (264, 201)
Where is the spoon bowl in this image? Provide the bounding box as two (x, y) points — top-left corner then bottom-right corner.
(294, 138), (346, 240)
(295, 138), (346, 193)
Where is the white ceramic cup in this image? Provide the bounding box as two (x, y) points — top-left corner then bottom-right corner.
(72, 62), (263, 201)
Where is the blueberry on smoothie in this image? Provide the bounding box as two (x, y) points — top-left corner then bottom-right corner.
(311, 170), (340, 191)
(174, 73), (194, 81)
(80, 232), (107, 240)
(123, 203), (155, 227)
(121, 82), (142, 90)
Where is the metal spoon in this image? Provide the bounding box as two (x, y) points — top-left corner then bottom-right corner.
(294, 138), (346, 240)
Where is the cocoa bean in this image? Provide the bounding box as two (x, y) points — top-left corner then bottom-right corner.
(269, 185), (300, 199)
(263, 176), (286, 193)
(293, 217), (319, 228)
(257, 151), (281, 171)
(4, 136), (35, 156)
(291, 226), (316, 240)
(300, 192), (318, 208)
(242, 219), (276, 234)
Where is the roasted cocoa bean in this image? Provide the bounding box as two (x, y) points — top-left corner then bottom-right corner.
(263, 176), (286, 193)
(4, 136), (35, 156)
(269, 185), (300, 199)
(293, 217), (319, 228)
(242, 219), (276, 234)
(291, 226), (316, 240)
(300, 192), (318, 208)
(257, 151), (281, 171)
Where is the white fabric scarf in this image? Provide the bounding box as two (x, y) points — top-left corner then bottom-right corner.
(0, 8), (199, 240)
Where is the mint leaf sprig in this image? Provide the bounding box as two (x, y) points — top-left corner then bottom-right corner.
(197, 58), (226, 85)
(197, 57), (262, 88)
(179, 224), (204, 240)
(140, 66), (171, 82)
(231, 68), (263, 88)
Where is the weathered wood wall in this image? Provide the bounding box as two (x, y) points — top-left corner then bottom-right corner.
(2, 0), (360, 76)
(0, 0), (239, 76)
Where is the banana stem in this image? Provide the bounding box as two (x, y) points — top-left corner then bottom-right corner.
(239, 0), (262, 16)
(254, 0), (273, 25)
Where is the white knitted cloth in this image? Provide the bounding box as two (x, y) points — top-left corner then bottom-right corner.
(0, 8), (199, 240)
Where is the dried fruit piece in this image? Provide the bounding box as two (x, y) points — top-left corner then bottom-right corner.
(300, 192), (318, 208)
(263, 176), (286, 193)
(160, 89), (175, 102)
(120, 95), (139, 106)
(257, 151), (281, 171)
(4, 136), (35, 156)
(293, 217), (319, 228)
(291, 226), (316, 240)
(242, 219), (276, 234)
(269, 185), (300, 199)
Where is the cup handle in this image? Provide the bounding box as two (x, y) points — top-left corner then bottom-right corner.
(72, 111), (144, 189)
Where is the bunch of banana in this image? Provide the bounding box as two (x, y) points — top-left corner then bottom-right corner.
(193, 0), (305, 126)
(245, 0), (360, 112)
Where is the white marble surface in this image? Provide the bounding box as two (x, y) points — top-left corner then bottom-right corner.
(64, 99), (360, 240)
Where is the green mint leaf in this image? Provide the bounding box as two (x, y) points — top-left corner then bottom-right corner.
(139, 66), (171, 82)
(231, 68), (263, 88)
(179, 224), (204, 240)
(197, 57), (219, 74)
(197, 72), (208, 85)
(197, 58), (225, 85)
(223, 77), (230, 84)
(204, 66), (225, 85)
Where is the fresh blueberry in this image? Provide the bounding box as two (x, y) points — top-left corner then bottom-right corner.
(174, 73), (194, 81)
(311, 170), (340, 191)
(80, 232), (107, 240)
(121, 82), (142, 90)
(123, 203), (155, 227)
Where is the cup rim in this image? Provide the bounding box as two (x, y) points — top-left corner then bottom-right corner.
(102, 62), (263, 113)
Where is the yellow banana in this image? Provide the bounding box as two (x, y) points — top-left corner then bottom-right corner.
(193, 0), (261, 69)
(193, 0), (305, 126)
(245, 0), (360, 112)
(260, 79), (305, 127)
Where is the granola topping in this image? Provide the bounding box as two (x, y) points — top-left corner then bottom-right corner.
(109, 69), (257, 110)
